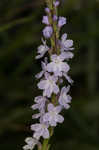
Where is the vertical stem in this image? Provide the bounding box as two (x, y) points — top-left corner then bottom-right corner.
(42, 139), (49, 150)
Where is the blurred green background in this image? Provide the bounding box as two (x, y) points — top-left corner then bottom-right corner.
(0, 0), (99, 149)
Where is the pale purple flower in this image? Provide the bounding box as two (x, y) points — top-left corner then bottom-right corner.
(43, 26), (53, 38)
(63, 73), (74, 84)
(35, 61), (47, 79)
(46, 54), (70, 77)
(58, 17), (66, 28)
(31, 96), (47, 112)
(37, 73), (59, 98)
(36, 39), (49, 59)
(23, 137), (38, 150)
(32, 113), (42, 119)
(60, 52), (74, 60)
(53, 1), (60, 7)
(42, 16), (49, 25)
(53, 15), (58, 21)
(60, 33), (74, 51)
(45, 7), (50, 13)
(59, 86), (72, 109)
(31, 123), (49, 139)
(43, 103), (64, 126)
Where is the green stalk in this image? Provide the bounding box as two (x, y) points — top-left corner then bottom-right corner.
(42, 139), (49, 150)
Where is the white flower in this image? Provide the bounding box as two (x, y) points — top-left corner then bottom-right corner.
(63, 73), (74, 84)
(60, 33), (74, 51)
(37, 73), (59, 98)
(31, 123), (49, 139)
(42, 16), (49, 25)
(43, 103), (64, 126)
(46, 54), (70, 77)
(59, 86), (72, 109)
(31, 96), (47, 120)
(43, 26), (53, 38)
(35, 60), (47, 79)
(23, 137), (38, 150)
(60, 52), (74, 60)
(58, 17), (66, 28)
(31, 96), (47, 112)
(36, 39), (49, 59)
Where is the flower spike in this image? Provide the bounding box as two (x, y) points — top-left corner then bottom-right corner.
(23, 0), (75, 150)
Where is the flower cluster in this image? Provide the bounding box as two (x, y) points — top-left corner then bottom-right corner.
(23, 1), (74, 150)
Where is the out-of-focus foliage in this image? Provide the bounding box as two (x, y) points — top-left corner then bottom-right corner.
(0, 0), (99, 150)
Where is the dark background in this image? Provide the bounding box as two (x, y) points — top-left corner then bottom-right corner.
(0, 0), (99, 149)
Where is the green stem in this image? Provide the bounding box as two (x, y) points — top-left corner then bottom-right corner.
(42, 139), (49, 150)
